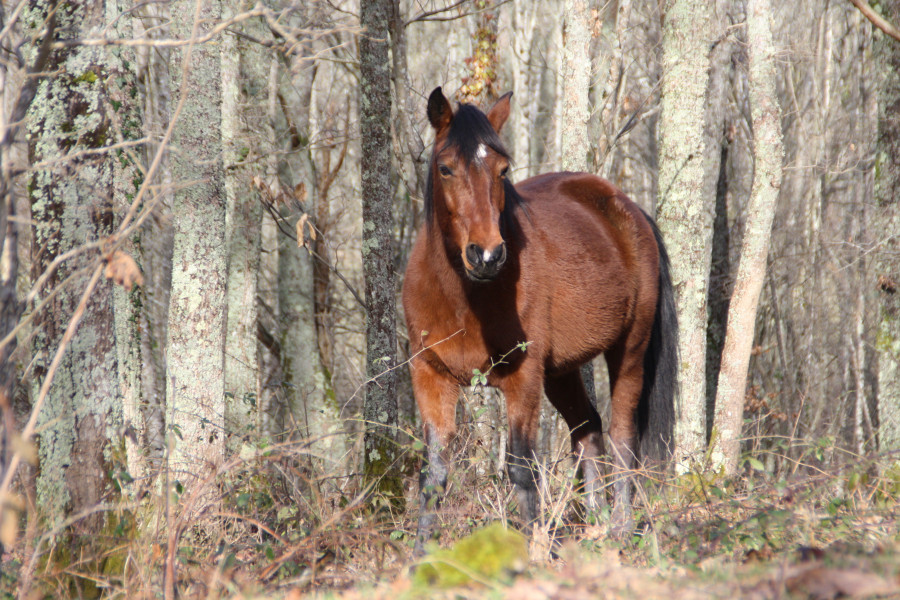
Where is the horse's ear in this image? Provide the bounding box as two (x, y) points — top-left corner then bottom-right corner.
(487, 91), (513, 133)
(427, 87), (453, 132)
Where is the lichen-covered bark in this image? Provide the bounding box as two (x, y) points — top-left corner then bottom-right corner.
(710, 0), (784, 474)
(656, 0), (715, 466)
(106, 0), (148, 483)
(25, 0), (122, 528)
(222, 3), (262, 445)
(875, 2), (900, 453)
(359, 0), (401, 498)
(510, 1), (538, 175)
(165, 0), (227, 476)
(560, 0), (592, 173)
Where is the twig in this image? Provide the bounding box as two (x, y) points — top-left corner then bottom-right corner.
(405, 0), (513, 27)
(258, 190), (365, 308)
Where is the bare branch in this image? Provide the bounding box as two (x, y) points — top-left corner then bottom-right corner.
(847, 0), (900, 43)
(404, 0), (512, 27)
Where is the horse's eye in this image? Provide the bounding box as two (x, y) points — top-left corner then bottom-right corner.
(499, 166), (509, 178)
(438, 165), (453, 177)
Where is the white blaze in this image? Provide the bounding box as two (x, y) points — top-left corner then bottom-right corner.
(483, 248), (492, 262)
(476, 144), (488, 159)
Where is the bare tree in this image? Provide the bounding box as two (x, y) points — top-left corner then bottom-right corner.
(710, 0), (784, 474)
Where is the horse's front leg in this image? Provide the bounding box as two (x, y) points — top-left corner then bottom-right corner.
(411, 357), (460, 556)
(498, 362), (544, 534)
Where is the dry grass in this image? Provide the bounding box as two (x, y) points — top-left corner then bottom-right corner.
(2, 432), (899, 599)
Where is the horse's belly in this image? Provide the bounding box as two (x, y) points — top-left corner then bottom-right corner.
(544, 268), (633, 372)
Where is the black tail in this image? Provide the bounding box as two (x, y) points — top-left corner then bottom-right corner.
(637, 215), (679, 463)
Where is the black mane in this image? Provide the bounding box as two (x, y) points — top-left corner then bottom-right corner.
(424, 102), (524, 227)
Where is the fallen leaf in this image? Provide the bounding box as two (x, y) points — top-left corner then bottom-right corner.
(104, 250), (145, 291)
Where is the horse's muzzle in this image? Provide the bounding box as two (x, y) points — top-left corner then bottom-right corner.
(464, 242), (507, 281)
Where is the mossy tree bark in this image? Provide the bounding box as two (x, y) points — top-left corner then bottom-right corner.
(656, 0), (715, 466)
(165, 0), (227, 479)
(25, 0), (123, 530)
(360, 0), (402, 501)
(710, 0), (784, 475)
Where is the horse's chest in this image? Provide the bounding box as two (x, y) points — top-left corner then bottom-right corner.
(418, 312), (495, 383)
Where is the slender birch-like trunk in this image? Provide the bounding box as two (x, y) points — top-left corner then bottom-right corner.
(107, 0), (148, 481)
(710, 0), (784, 475)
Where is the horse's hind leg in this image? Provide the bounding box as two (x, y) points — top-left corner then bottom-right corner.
(411, 358), (460, 556)
(605, 342), (646, 535)
(544, 370), (606, 513)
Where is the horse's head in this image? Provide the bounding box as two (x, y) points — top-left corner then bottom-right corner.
(426, 87), (513, 282)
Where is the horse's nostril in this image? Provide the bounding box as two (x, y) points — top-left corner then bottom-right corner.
(466, 243), (484, 266)
(489, 242), (507, 266)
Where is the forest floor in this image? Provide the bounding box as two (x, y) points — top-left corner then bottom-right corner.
(3, 439), (900, 599)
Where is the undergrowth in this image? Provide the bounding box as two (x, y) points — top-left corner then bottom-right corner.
(2, 433), (899, 599)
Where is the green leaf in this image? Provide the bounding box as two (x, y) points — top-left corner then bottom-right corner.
(746, 457), (765, 472)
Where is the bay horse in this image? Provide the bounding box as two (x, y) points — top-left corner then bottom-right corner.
(403, 87), (677, 553)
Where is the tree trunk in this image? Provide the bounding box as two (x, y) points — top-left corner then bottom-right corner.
(874, 1), (900, 454)
(165, 0), (227, 478)
(26, 0), (122, 529)
(510, 1), (538, 176)
(132, 0), (173, 466)
(656, 0), (715, 466)
(360, 0), (402, 499)
(560, 0), (592, 173)
(222, 3), (263, 446)
(106, 0), (148, 482)
(710, 0), (784, 475)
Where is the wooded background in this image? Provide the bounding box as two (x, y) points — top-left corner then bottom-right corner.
(0, 0), (898, 594)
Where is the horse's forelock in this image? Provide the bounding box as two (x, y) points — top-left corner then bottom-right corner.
(444, 103), (510, 165)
